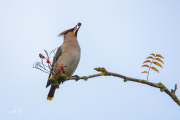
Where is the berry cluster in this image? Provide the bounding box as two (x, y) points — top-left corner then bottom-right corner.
(39, 53), (50, 63)
(58, 65), (67, 74)
(39, 52), (67, 76)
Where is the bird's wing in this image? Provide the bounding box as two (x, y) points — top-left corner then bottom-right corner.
(46, 46), (63, 88)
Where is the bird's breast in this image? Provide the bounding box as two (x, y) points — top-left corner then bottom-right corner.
(53, 48), (80, 77)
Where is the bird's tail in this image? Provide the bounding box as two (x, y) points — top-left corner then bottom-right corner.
(47, 85), (56, 101)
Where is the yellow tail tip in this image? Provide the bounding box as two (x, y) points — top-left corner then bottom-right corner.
(47, 96), (53, 101)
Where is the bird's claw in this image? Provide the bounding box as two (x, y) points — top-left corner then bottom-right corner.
(72, 75), (79, 81)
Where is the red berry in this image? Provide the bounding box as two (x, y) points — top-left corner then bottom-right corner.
(58, 69), (61, 71)
(60, 66), (63, 68)
(78, 22), (81, 26)
(46, 60), (50, 63)
(41, 55), (45, 58)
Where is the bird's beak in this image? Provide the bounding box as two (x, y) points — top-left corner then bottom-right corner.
(73, 24), (80, 34)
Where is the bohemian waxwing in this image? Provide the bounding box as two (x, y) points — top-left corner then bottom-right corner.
(46, 22), (81, 101)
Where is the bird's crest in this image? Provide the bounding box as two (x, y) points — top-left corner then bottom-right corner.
(58, 28), (74, 36)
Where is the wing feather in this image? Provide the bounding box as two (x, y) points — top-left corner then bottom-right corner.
(46, 46), (63, 88)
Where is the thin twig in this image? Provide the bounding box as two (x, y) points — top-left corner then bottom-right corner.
(44, 50), (49, 59)
(33, 61), (50, 73)
(32, 63), (50, 73)
(49, 48), (56, 57)
(147, 56), (155, 81)
(33, 67), (50, 73)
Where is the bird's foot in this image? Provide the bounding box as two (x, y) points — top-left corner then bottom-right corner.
(72, 75), (80, 81)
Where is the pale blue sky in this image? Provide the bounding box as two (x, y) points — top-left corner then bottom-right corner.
(0, 0), (180, 119)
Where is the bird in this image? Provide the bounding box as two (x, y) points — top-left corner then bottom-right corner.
(46, 22), (81, 101)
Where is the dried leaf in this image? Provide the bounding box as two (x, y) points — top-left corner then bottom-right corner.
(156, 54), (164, 59)
(142, 65), (149, 67)
(142, 71), (148, 73)
(151, 67), (159, 73)
(143, 60), (151, 64)
(155, 58), (164, 64)
(146, 56), (154, 59)
(153, 61), (163, 68)
(151, 53), (155, 56)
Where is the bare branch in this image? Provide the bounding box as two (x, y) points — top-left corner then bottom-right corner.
(33, 49), (179, 106)
(32, 63), (50, 74)
(44, 49), (49, 59)
(33, 67), (50, 74)
(66, 67), (180, 106)
(49, 48), (56, 57)
(171, 84), (177, 94)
